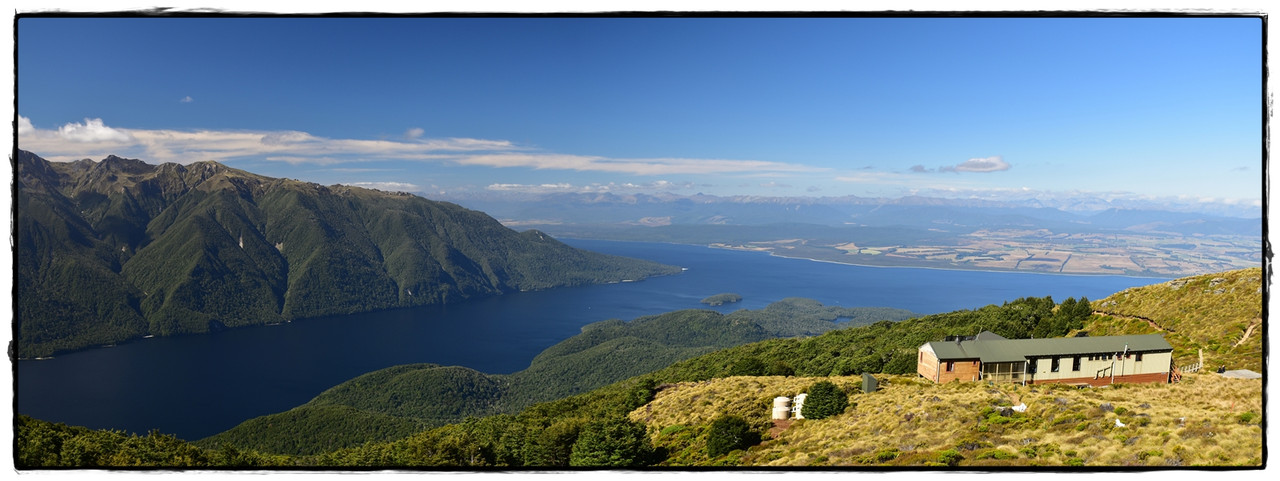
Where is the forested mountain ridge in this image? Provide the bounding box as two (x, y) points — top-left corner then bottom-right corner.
(15, 150), (681, 357)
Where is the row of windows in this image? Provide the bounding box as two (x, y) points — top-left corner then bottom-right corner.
(1043, 353), (1144, 373)
(929, 352), (1145, 375)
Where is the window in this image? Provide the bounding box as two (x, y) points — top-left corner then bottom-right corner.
(1025, 360), (1037, 374)
(1135, 353), (1143, 362)
(1051, 357), (1060, 372)
(945, 361), (954, 372)
(1072, 356), (1081, 371)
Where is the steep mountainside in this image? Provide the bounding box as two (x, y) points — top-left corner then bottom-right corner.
(16, 151), (681, 357)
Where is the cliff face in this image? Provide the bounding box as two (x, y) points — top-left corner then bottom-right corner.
(16, 150), (680, 357)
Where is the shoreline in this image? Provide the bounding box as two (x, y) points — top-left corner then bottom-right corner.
(561, 236), (1183, 280)
(760, 249), (1175, 280)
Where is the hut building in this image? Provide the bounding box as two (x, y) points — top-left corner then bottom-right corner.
(917, 331), (1174, 386)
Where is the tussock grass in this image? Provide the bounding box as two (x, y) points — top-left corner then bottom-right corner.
(1089, 267), (1262, 372)
(631, 372), (1261, 467)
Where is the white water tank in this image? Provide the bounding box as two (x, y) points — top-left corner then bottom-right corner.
(792, 393), (808, 420)
(772, 396), (792, 420)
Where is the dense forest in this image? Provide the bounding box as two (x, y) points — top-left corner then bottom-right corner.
(16, 151), (680, 357)
(197, 299), (916, 455)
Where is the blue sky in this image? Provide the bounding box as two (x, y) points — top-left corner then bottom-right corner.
(15, 16), (1263, 212)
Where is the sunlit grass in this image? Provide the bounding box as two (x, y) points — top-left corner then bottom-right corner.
(1089, 267), (1261, 372)
(631, 372), (1261, 467)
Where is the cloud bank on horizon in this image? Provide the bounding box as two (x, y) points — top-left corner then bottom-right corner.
(18, 116), (821, 177)
(18, 115), (1260, 217)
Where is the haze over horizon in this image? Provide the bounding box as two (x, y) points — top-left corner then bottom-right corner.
(15, 15), (1263, 216)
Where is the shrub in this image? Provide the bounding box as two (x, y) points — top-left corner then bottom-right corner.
(937, 449), (964, 466)
(801, 381), (848, 420)
(705, 416), (759, 458)
(976, 449), (1016, 460)
(1238, 412), (1257, 424)
(660, 425), (687, 436)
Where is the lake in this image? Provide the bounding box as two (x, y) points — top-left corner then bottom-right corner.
(15, 239), (1165, 441)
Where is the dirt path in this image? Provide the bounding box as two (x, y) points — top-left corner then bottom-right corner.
(1232, 318), (1262, 348)
(1093, 311), (1169, 332)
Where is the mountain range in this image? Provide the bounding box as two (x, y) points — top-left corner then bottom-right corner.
(437, 191), (1261, 236)
(15, 151), (680, 358)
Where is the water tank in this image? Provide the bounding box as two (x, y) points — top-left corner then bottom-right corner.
(772, 396), (791, 420)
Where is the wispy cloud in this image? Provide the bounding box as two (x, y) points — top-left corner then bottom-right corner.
(180, 96), (194, 103)
(912, 155), (1011, 174)
(17, 116), (819, 177)
(341, 181), (422, 192)
(487, 180), (697, 194)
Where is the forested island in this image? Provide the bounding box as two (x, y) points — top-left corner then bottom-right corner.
(700, 293), (742, 306)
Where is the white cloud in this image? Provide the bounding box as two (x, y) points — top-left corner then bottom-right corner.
(15, 117), (825, 177)
(953, 155), (1010, 173)
(56, 118), (135, 143)
(18, 116), (35, 135)
(912, 156), (1012, 174)
(342, 181), (422, 192)
(180, 96), (194, 103)
(405, 127), (425, 139)
(486, 180), (697, 194)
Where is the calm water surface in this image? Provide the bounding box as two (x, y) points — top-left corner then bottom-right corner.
(16, 239), (1164, 440)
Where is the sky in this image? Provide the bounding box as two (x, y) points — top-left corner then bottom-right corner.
(13, 13), (1265, 213)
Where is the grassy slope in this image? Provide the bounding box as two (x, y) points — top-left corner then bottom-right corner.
(1087, 267), (1262, 371)
(625, 268), (1266, 467)
(633, 373), (1262, 467)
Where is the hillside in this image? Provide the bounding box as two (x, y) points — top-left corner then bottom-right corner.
(16, 150), (680, 357)
(1087, 267), (1262, 372)
(16, 270), (1263, 468)
(196, 299), (916, 455)
(631, 373), (1262, 467)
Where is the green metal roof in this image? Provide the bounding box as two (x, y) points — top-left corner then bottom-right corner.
(925, 332), (1172, 363)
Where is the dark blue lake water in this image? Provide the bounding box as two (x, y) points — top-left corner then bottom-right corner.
(15, 239), (1164, 441)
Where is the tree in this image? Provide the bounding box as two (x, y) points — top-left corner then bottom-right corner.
(568, 418), (652, 467)
(801, 381), (848, 420)
(524, 419), (581, 467)
(705, 416), (760, 458)
(624, 377), (659, 411)
(727, 357), (767, 376)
